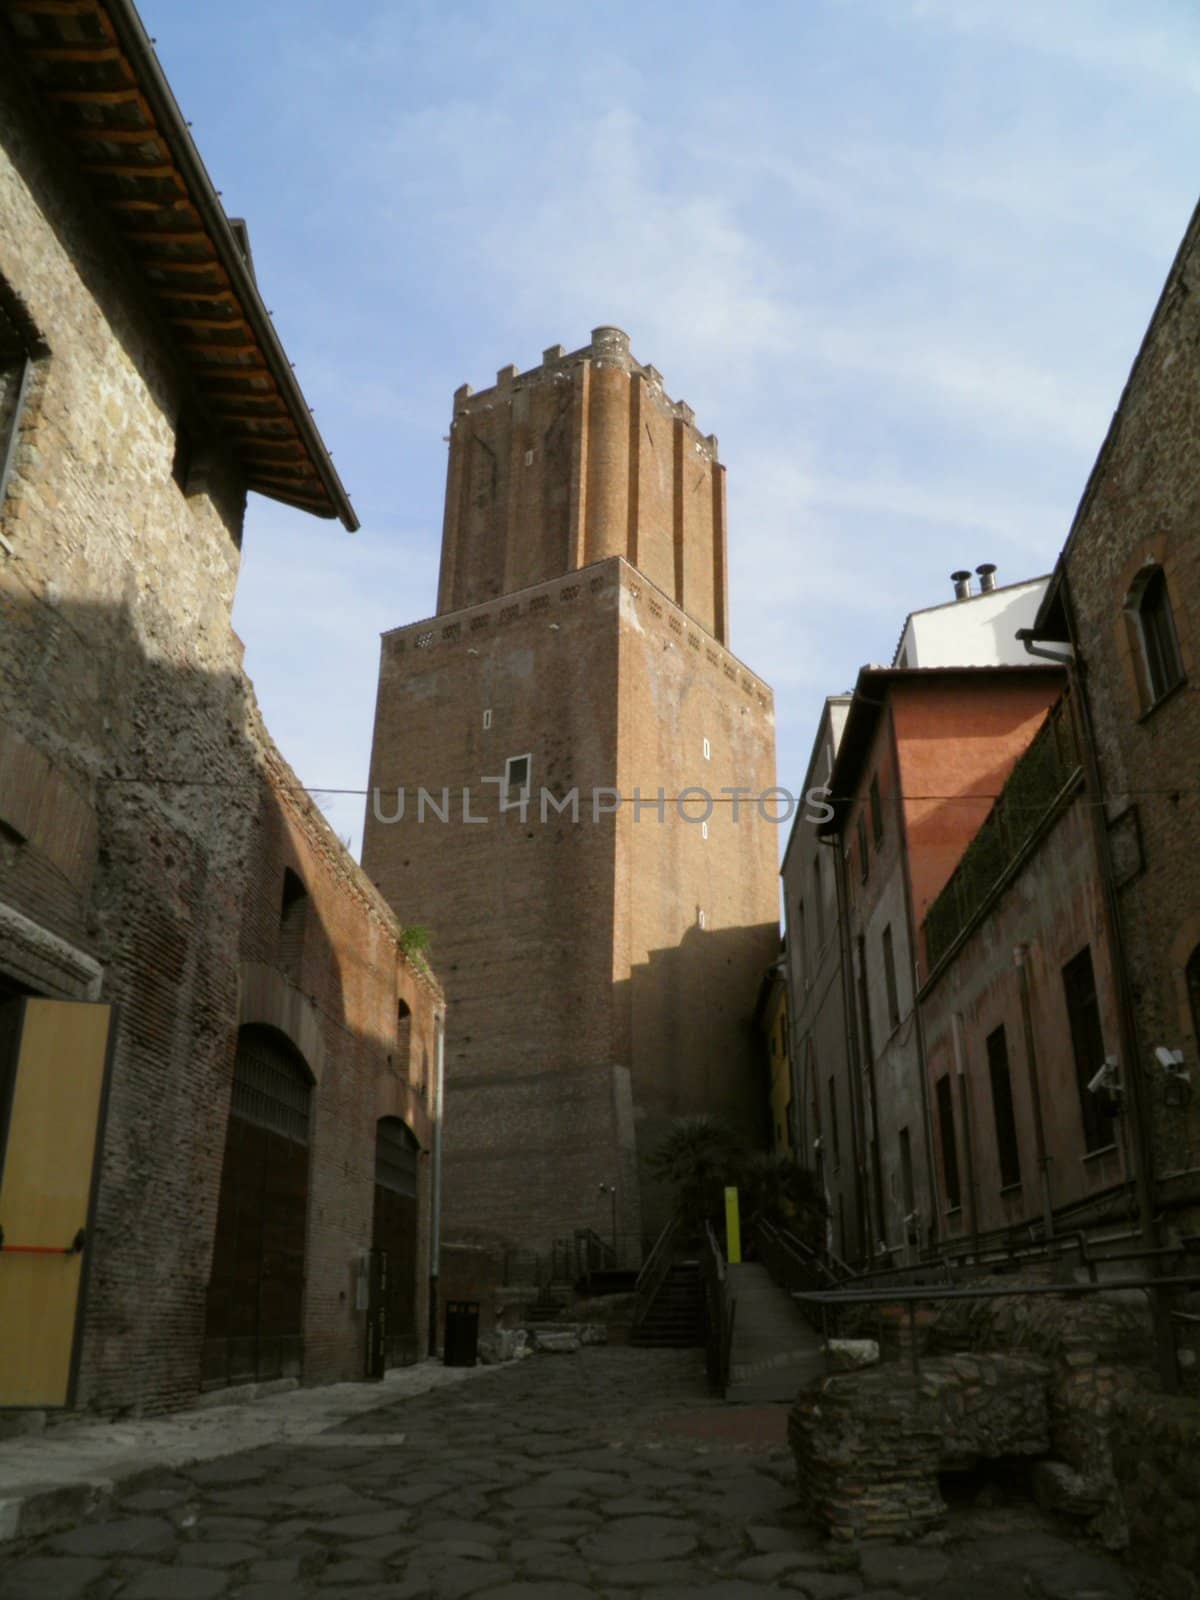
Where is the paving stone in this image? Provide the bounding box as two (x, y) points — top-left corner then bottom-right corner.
(404, 1559), (513, 1599)
(314, 1557), (386, 1584)
(785, 1573), (863, 1598)
(189, 1517), (267, 1540)
(176, 1541), (261, 1567)
(120, 1566), (230, 1600)
(340, 1534), (411, 1561)
(187, 1460), (267, 1487)
(1024, 1551), (1136, 1599)
(501, 1481), (586, 1510)
(746, 1523), (819, 1554)
(121, 1488), (192, 1513)
(734, 1549), (821, 1581)
(415, 1520), (505, 1545)
(593, 1560), (713, 1586)
(244, 1560), (300, 1583)
(642, 1583), (791, 1600)
(319, 1509), (412, 1537)
(858, 1545), (950, 1594)
(468, 1585), (595, 1599)
(0, 1556), (107, 1600)
(598, 1495), (667, 1515)
(578, 1513), (698, 1564)
(52, 1517), (178, 1558)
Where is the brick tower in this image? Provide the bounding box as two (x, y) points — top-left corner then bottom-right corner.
(362, 328), (779, 1259)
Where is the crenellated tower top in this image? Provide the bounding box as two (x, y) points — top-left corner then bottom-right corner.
(437, 326), (729, 644)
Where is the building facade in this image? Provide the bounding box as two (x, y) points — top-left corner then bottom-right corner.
(0, 0), (438, 1415)
(363, 329), (779, 1258)
(780, 696), (864, 1261)
(819, 664), (1065, 1260)
(1025, 198), (1200, 1234)
(919, 692), (1130, 1246)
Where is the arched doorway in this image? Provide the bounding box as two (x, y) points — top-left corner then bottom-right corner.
(202, 1025), (312, 1389)
(366, 1117), (419, 1375)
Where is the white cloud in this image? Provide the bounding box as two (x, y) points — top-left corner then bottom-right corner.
(906, 0), (1200, 96)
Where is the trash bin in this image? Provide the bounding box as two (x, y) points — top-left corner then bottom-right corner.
(443, 1300), (480, 1367)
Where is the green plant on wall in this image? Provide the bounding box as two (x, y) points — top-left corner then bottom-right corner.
(398, 924), (432, 967)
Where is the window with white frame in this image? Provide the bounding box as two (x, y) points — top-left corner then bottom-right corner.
(503, 752), (531, 808)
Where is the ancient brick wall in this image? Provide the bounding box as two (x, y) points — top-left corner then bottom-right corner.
(1056, 200), (1200, 1197)
(0, 57), (437, 1413)
(363, 553), (779, 1254)
(437, 329), (729, 643)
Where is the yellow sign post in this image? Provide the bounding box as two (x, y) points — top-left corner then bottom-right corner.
(724, 1185), (741, 1264)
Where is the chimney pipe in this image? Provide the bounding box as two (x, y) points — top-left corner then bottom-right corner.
(976, 562), (998, 594)
(951, 570), (972, 601)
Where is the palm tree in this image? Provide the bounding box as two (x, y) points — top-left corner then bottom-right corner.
(647, 1116), (745, 1232)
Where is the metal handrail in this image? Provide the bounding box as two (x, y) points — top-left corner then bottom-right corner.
(702, 1220), (735, 1393)
(632, 1214), (680, 1331)
(758, 1219), (846, 1290)
(790, 1272), (1200, 1381)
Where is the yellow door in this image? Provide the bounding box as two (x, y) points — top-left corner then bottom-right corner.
(0, 998), (115, 1407)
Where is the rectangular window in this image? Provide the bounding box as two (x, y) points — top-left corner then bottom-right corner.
(899, 1126), (915, 1214)
(827, 1075), (840, 1164)
(482, 708), (493, 730)
(986, 1024), (1022, 1188)
(869, 774), (884, 847)
(812, 855), (824, 948)
(703, 737), (711, 761)
(1063, 946), (1117, 1153)
(795, 900), (806, 982)
(882, 924), (900, 1029)
(857, 812), (869, 883)
(936, 1074), (961, 1209)
(503, 752), (531, 809)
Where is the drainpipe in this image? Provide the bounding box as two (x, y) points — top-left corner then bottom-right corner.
(427, 1007), (446, 1358)
(951, 1012), (981, 1259)
(824, 832), (872, 1264)
(1014, 944), (1055, 1254)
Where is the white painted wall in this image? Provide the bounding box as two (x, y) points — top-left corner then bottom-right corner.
(893, 577), (1050, 669)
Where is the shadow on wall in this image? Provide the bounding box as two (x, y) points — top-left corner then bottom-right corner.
(621, 917), (781, 1241)
(0, 587), (427, 1412)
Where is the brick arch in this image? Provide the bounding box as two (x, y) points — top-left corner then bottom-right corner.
(236, 960), (325, 1084)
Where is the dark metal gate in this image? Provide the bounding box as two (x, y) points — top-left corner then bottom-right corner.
(366, 1118), (418, 1376)
(202, 1026), (312, 1389)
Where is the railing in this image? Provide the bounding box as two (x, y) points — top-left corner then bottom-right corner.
(701, 1220), (736, 1394)
(789, 1271), (1200, 1385)
(757, 1220), (851, 1302)
(632, 1214), (680, 1334)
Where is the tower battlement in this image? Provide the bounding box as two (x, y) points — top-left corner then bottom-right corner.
(437, 326), (729, 642)
(451, 325), (720, 458)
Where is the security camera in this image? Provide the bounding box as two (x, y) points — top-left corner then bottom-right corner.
(1155, 1046), (1187, 1075)
(1087, 1057), (1121, 1096)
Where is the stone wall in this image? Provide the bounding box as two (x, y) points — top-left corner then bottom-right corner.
(0, 46), (439, 1414)
(789, 1354), (1050, 1541)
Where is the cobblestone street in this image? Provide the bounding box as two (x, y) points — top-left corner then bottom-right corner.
(0, 1349), (1153, 1600)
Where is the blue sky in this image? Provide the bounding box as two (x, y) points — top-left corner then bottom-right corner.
(142, 0), (1200, 855)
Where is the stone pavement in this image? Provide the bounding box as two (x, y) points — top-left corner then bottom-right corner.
(0, 1348), (1156, 1599)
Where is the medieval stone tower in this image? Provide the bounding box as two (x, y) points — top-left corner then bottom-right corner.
(362, 327), (779, 1258)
